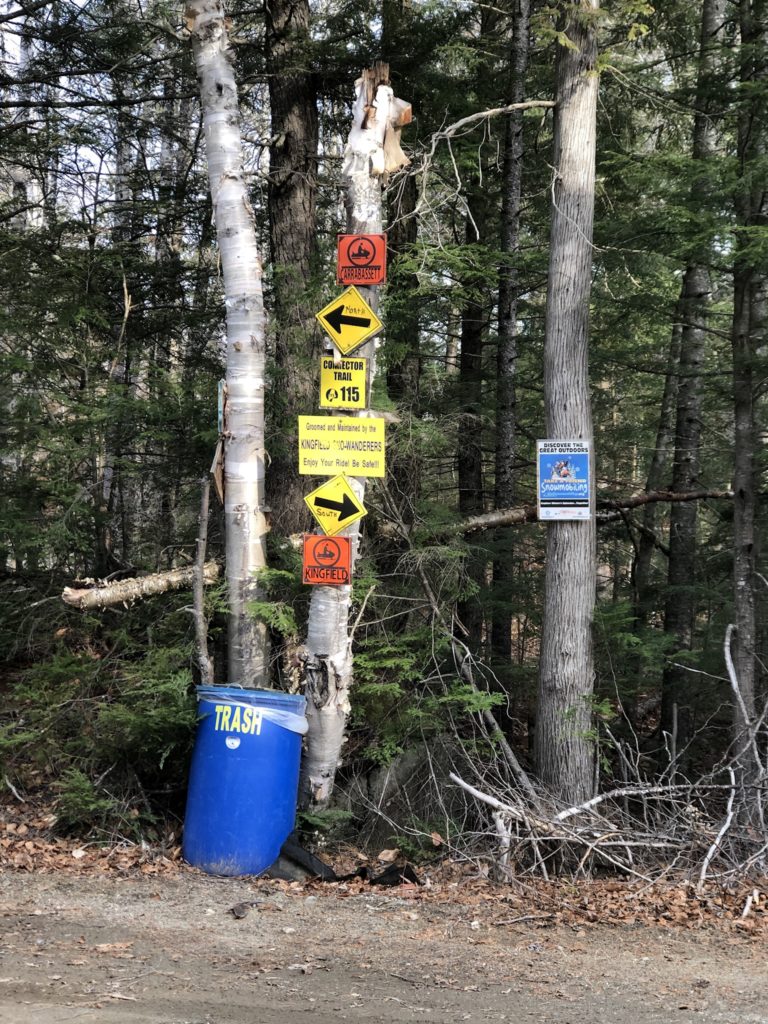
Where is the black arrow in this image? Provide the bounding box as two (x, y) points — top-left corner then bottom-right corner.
(324, 304), (371, 335)
(314, 493), (360, 522)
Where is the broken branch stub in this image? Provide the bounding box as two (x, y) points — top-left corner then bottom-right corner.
(346, 62), (410, 179)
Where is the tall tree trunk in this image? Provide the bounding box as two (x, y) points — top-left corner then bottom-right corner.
(5, 18), (43, 231)
(265, 0), (320, 538)
(730, 0), (766, 763)
(625, 318), (680, 725)
(631, 317), (680, 611)
(534, 0), (599, 806)
(456, 189), (489, 650)
(660, 0), (725, 751)
(151, 40), (190, 563)
(96, 0), (143, 575)
(187, 1), (270, 689)
(491, 0), (531, 670)
(383, 0), (420, 420)
(1, 13), (44, 574)
(299, 64), (407, 808)
(383, 171), (420, 531)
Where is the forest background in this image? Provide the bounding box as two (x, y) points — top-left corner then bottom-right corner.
(0, 0), (766, 880)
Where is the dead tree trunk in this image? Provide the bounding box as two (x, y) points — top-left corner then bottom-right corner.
(534, 0), (599, 806)
(187, 1), (270, 688)
(299, 64), (409, 809)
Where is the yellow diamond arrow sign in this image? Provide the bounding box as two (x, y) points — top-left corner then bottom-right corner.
(304, 474), (367, 537)
(315, 286), (383, 355)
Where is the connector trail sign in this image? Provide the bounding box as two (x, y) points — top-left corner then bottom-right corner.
(319, 356), (367, 409)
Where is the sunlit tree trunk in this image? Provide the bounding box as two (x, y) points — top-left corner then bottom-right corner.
(535, 0), (599, 806)
(6, 18), (44, 231)
(187, 0), (270, 688)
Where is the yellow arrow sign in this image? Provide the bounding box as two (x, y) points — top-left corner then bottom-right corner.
(304, 474), (367, 537)
(315, 286), (383, 355)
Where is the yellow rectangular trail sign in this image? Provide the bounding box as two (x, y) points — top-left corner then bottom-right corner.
(298, 416), (386, 477)
(315, 286), (383, 355)
(319, 357), (367, 409)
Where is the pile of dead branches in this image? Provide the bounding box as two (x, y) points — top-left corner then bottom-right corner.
(350, 621), (767, 887)
(444, 630), (766, 884)
(449, 769), (767, 886)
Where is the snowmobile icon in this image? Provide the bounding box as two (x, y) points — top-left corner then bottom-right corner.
(315, 541), (340, 565)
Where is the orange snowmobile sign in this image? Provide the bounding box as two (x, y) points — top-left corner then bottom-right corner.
(336, 233), (387, 286)
(302, 535), (352, 586)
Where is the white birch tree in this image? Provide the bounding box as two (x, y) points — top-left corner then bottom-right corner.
(186, 0), (270, 688)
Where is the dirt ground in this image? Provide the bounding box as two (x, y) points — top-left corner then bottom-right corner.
(1, 869), (767, 1024)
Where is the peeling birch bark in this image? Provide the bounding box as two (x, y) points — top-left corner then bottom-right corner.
(186, 1), (270, 688)
(299, 64), (408, 809)
(62, 561), (221, 610)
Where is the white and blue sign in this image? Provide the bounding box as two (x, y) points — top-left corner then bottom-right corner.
(537, 439), (591, 521)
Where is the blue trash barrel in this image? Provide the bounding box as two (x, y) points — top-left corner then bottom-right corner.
(183, 687), (307, 876)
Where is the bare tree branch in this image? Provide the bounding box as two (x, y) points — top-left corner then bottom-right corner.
(62, 562), (221, 610)
(441, 489), (734, 537)
(0, 1), (53, 25)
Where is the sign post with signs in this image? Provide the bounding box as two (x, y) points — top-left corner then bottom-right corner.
(303, 475), (367, 536)
(319, 356), (367, 410)
(336, 233), (387, 286)
(298, 415), (386, 477)
(302, 535), (352, 585)
(536, 440), (591, 520)
(315, 286), (383, 355)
